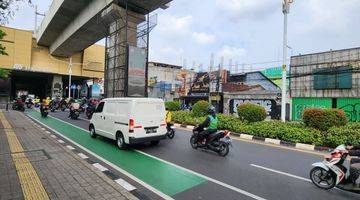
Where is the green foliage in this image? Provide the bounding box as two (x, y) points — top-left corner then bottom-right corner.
(0, 30), (7, 56)
(237, 103), (267, 122)
(165, 101), (181, 111)
(302, 108), (348, 131)
(192, 100), (210, 117)
(172, 111), (360, 147)
(0, 68), (10, 78)
(324, 123), (360, 147)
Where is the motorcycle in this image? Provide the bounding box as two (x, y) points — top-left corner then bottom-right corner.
(310, 144), (360, 194)
(70, 109), (80, 120)
(12, 99), (25, 112)
(190, 126), (232, 157)
(59, 98), (67, 111)
(25, 98), (34, 109)
(85, 104), (95, 119)
(166, 124), (175, 139)
(41, 105), (49, 118)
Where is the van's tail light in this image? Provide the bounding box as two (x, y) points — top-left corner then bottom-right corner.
(129, 119), (142, 133)
(129, 119), (134, 133)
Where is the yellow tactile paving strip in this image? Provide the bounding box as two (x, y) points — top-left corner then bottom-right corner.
(0, 111), (49, 200)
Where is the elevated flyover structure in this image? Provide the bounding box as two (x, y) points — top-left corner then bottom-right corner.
(36, 0), (171, 97)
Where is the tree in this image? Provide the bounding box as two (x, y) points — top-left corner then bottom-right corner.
(0, 0), (31, 78)
(0, 0), (32, 25)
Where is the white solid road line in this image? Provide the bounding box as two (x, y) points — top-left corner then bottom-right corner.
(250, 164), (311, 182)
(30, 113), (267, 200)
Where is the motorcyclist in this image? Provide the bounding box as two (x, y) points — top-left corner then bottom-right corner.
(165, 107), (172, 132)
(68, 100), (80, 118)
(345, 142), (360, 184)
(198, 106), (218, 145)
(45, 97), (51, 106)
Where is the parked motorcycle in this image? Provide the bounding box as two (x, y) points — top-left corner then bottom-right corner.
(12, 99), (25, 112)
(41, 105), (49, 118)
(166, 124), (175, 139)
(190, 126), (232, 157)
(310, 144), (360, 194)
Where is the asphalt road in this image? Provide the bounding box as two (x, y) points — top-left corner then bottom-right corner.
(32, 110), (360, 200)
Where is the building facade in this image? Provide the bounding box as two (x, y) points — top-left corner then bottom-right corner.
(0, 26), (105, 99)
(223, 72), (281, 119)
(147, 62), (196, 101)
(290, 47), (360, 121)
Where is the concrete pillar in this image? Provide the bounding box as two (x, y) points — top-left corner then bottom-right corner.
(51, 75), (63, 98)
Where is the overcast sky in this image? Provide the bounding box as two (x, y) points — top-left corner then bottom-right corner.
(6, 0), (360, 72)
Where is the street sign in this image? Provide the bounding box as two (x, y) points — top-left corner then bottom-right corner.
(77, 85), (81, 90)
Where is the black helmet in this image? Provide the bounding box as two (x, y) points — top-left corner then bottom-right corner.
(208, 106), (216, 114)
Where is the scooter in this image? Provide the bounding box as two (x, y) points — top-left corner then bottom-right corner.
(310, 144), (360, 194)
(166, 124), (175, 139)
(190, 126), (232, 157)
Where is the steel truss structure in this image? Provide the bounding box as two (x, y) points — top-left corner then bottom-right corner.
(100, 1), (157, 97)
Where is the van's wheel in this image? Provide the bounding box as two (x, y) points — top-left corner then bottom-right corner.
(116, 133), (127, 150)
(150, 140), (160, 145)
(89, 125), (97, 138)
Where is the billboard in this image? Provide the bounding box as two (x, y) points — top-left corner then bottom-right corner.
(127, 46), (147, 97)
(190, 72), (210, 94)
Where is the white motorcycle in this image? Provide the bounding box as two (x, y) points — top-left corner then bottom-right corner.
(310, 145), (360, 194)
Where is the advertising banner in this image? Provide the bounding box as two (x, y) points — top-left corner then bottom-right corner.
(127, 45), (146, 97)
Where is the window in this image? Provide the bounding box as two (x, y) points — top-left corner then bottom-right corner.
(95, 102), (104, 113)
(313, 66), (352, 90)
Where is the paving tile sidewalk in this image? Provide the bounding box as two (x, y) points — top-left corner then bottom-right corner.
(0, 110), (138, 200)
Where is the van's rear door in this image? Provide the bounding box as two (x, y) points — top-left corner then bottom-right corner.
(132, 100), (165, 133)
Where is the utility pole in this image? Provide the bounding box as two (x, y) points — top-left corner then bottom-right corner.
(209, 53), (214, 103)
(281, 0), (293, 122)
(68, 57), (73, 99)
(34, 5), (45, 32)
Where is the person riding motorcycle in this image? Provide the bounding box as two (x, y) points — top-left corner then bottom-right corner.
(346, 142), (360, 184)
(45, 97), (51, 106)
(68, 100), (80, 118)
(165, 107), (172, 132)
(198, 106), (218, 145)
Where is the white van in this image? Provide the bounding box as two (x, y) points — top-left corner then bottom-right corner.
(89, 98), (167, 149)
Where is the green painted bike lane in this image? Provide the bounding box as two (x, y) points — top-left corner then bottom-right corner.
(27, 111), (206, 196)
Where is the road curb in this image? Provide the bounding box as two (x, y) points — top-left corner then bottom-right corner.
(174, 123), (333, 153)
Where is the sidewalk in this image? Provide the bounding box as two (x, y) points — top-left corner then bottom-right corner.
(0, 110), (138, 200)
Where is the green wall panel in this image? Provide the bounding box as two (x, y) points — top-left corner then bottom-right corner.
(337, 98), (360, 122)
(292, 98), (332, 120)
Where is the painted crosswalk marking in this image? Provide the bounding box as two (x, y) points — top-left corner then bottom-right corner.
(115, 178), (136, 191)
(66, 145), (75, 150)
(77, 153), (89, 159)
(93, 163), (108, 172)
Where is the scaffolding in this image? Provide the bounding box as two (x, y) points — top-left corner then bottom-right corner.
(100, 2), (157, 97)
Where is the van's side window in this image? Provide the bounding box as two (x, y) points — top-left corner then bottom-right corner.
(95, 102), (105, 113)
